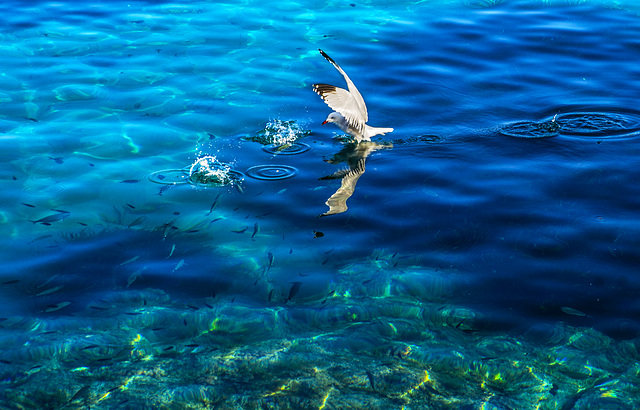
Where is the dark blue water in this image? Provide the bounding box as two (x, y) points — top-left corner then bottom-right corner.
(1, 0), (640, 408)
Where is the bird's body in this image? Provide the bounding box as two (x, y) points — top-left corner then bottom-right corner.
(313, 49), (393, 142)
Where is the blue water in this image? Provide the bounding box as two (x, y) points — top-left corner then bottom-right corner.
(2, 0), (640, 408)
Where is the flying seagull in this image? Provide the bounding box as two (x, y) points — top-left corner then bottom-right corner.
(313, 49), (393, 142)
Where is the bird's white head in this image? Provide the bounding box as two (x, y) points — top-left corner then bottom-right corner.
(322, 112), (345, 126)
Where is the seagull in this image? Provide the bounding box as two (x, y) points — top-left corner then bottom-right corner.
(313, 49), (394, 142)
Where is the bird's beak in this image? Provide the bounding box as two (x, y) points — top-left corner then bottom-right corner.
(322, 120), (328, 125)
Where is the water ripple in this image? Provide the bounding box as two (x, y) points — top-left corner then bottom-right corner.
(245, 165), (297, 180)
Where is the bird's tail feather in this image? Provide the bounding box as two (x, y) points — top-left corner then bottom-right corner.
(366, 125), (394, 137)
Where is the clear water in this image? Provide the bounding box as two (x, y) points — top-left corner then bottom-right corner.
(2, 0), (640, 408)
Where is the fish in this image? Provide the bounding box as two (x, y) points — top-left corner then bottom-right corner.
(2, 280), (20, 285)
(173, 259), (185, 272)
(235, 184), (244, 194)
(185, 230), (199, 233)
(48, 156), (64, 164)
(70, 386), (91, 403)
(185, 344), (200, 348)
(80, 344), (100, 351)
(251, 222), (260, 239)
(120, 255), (140, 266)
(231, 226), (248, 234)
(313, 231), (324, 238)
(21, 202), (36, 208)
(43, 301), (71, 312)
(267, 252), (274, 271)
(268, 289), (274, 302)
(29, 213), (70, 224)
(561, 306), (588, 317)
(126, 203), (136, 209)
(288, 282), (303, 301)
(89, 306), (109, 311)
(207, 193), (222, 215)
(128, 216), (147, 228)
(166, 244), (176, 259)
(210, 218), (222, 223)
(120, 179), (139, 183)
(321, 257), (329, 265)
(127, 266), (145, 287)
(157, 185), (172, 196)
(29, 234), (53, 243)
(36, 285), (64, 297)
(365, 370), (375, 391)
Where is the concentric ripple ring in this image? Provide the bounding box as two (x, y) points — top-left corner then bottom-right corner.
(245, 165), (298, 180)
(147, 169), (190, 185)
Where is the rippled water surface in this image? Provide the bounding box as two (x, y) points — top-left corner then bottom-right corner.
(2, 0), (640, 408)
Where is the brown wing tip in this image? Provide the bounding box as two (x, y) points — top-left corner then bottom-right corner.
(312, 83), (337, 97)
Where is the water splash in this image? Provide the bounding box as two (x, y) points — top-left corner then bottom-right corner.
(244, 119), (311, 146)
(188, 156), (243, 187)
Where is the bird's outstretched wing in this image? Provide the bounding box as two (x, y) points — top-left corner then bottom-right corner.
(313, 49), (369, 134)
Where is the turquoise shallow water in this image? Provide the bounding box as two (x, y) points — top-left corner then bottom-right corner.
(2, 0), (640, 408)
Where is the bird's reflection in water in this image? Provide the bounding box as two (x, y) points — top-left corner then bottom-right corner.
(319, 141), (391, 217)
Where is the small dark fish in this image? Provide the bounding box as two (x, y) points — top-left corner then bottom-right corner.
(362, 278), (374, 285)
(25, 117), (39, 122)
(561, 306), (588, 317)
(365, 370), (375, 391)
(124, 312), (142, 316)
(321, 257), (329, 265)
(210, 218), (222, 223)
(186, 229), (200, 233)
(183, 319), (188, 326)
(89, 306), (109, 310)
(289, 248), (293, 254)
(52, 209), (70, 214)
(186, 305), (199, 311)
(157, 185), (172, 196)
(313, 231), (324, 238)
(126, 203), (135, 209)
(207, 193), (222, 215)
(121, 179), (139, 183)
(80, 344), (100, 351)
(30, 364), (43, 370)
(48, 156), (64, 164)
(231, 226), (248, 234)
(21, 202), (36, 208)
(128, 216), (147, 228)
(89, 163), (94, 167)
(163, 346), (174, 351)
(0, 359), (11, 364)
(231, 297), (235, 303)
(2, 280), (20, 285)
(251, 222), (260, 239)
(186, 343), (200, 348)
(78, 222), (88, 226)
(288, 281), (303, 301)
(267, 252), (274, 270)
(151, 327), (165, 331)
(268, 289), (274, 302)
(107, 386), (121, 393)
(70, 385), (91, 403)
(235, 184), (244, 194)
(204, 303), (213, 308)
(29, 213), (70, 224)
(43, 301), (70, 312)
